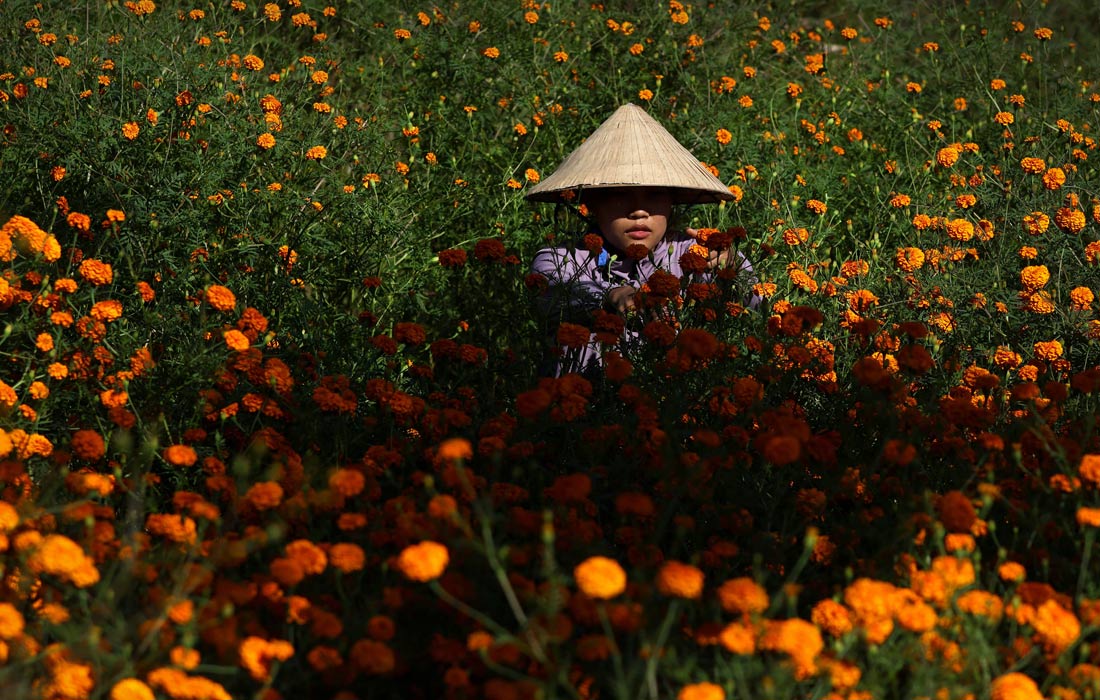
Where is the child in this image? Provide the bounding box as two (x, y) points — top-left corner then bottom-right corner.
(527, 103), (758, 375)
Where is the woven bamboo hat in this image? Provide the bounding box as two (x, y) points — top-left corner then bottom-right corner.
(525, 103), (733, 204)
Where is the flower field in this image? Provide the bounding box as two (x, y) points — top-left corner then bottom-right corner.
(3, 1), (1100, 698)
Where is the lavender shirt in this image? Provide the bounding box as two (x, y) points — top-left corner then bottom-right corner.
(530, 231), (758, 375)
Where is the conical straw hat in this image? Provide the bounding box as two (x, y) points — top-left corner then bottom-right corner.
(525, 103), (733, 204)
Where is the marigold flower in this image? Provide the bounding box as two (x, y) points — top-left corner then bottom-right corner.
(79, 259), (113, 286)
(239, 637), (294, 681)
(257, 133), (275, 149)
(656, 561), (704, 599)
(244, 481), (284, 510)
(224, 329), (250, 351)
(1043, 167), (1066, 190)
(1020, 157), (1046, 174)
(71, 429), (106, 461)
(1032, 598), (1080, 653)
(1079, 454), (1100, 485)
(109, 678), (158, 700)
(678, 682), (725, 700)
(0, 603), (24, 640)
(991, 672), (1042, 700)
(717, 577), (768, 615)
(895, 247), (925, 272)
(396, 541), (449, 582)
(574, 555), (627, 599)
(715, 128), (732, 145)
(935, 146), (959, 167)
(122, 122), (140, 140)
(163, 444), (198, 467)
(438, 437), (473, 461)
(758, 617), (823, 678)
(1077, 507), (1100, 527)
(305, 145), (328, 160)
(717, 621), (755, 654)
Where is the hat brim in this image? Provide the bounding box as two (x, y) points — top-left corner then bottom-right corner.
(524, 104), (734, 205)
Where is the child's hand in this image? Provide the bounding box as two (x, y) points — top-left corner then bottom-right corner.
(686, 227), (731, 270)
(605, 286), (637, 315)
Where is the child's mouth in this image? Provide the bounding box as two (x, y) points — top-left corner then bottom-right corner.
(627, 228), (651, 239)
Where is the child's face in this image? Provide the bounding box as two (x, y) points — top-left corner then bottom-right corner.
(587, 187), (672, 254)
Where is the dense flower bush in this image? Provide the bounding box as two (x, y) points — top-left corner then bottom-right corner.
(1, 1), (1100, 699)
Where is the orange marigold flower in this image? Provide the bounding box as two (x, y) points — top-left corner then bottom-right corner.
(223, 329), (250, 351)
(287, 539), (327, 575)
(811, 598), (854, 637)
(758, 617), (823, 678)
(678, 682), (725, 700)
(1032, 599), (1080, 653)
(396, 541), (449, 582)
(716, 577), (769, 615)
(991, 673), (1042, 700)
(718, 621), (755, 654)
(305, 145), (327, 160)
(0, 603), (24, 640)
(163, 444), (198, 467)
(1077, 507), (1100, 527)
(896, 247), (925, 272)
(656, 561), (704, 599)
(1020, 157), (1046, 174)
(71, 429), (106, 461)
(122, 122), (140, 140)
(329, 543), (366, 572)
(574, 555), (626, 599)
(79, 259), (113, 286)
(1043, 167), (1066, 190)
(716, 128), (732, 145)
(238, 636), (294, 681)
(1079, 454), (1100, 485)
(244, 481), (284, 510)
(109, 679), (155, 700)
(936, 146), (960, 167)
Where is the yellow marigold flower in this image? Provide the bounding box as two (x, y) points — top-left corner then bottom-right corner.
(678, 682), (725, 700)
(305, 145), (327, 160)
(396, 541), (450, 582)
(656, 561), (704, 599)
